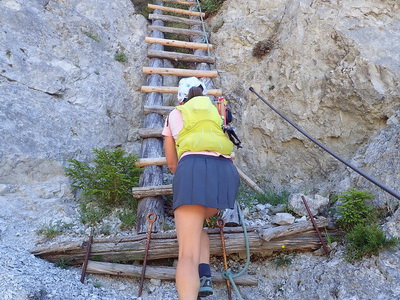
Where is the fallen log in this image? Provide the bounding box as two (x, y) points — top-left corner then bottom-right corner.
(86, 261), (258, 286)
(257, 218), (329, 241)
(31, 220), (333, 266)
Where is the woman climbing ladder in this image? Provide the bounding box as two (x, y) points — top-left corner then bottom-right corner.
(162, 77), (240, 299)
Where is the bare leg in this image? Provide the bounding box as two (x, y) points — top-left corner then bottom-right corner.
(199, 208), (219, 264)
(174, 205), (204, 300)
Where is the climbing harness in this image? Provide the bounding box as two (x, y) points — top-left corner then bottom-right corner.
(138, 212), (158, 297)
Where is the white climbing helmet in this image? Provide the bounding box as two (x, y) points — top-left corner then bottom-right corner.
(177, 77), (207, 103)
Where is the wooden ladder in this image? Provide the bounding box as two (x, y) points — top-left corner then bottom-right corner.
(135, 0), (253, 233)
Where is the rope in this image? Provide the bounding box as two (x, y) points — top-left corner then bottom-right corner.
(220, 203), (251, 300)
(195, 0), (211, 56)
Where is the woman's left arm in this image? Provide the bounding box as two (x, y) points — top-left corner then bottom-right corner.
(164, 136), (178, 174)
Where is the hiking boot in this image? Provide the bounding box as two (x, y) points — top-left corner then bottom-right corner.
(198, 276), (213, 297)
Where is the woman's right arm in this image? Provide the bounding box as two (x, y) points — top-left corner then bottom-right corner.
(164, 136), (178, 174)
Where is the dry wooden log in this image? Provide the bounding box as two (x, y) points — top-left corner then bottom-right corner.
(31, 223), (333, 265)
(136, 157), (168, 168)
(148, 4), (205, 17)
(145, 37), (213, 50)
(143, 105), (174, 115)
(148, 14), (202, 26)
(257, 218), (329, 241)
(236, 167), (263, 194)
(159, 0), (197, 5)
(143, 67), (218, 78)
(138, 128), (163, 139)
(86, 261), (258, 286)
(141, 85), (221, 95)
(148, 50), (215, 64)
(132, 184), (173, 198)
(148, 25), (205, 37)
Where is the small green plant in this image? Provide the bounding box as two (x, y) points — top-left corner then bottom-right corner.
(114, 51), (128, 63)
(84, 31), (100, 43)
(65, 148), (141, 224)
(130, 0), (151, 18)
(255, 190), (290, 206)
(37, 221), (74, 239)
(201, 0), (225, 15)
(336, 189), (376, 231)
(119, 208), (137, 230)
(93, 281), (102, 288)
(345, 224), (398, 261)
(272, 254), (295, 269)
(55, 257), (74, 269)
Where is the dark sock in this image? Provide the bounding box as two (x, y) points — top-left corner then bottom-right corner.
(198, 263), (211, 277)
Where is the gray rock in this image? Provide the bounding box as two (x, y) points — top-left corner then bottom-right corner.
(288, 193), (329, 216)
(271, 212), (295, 225)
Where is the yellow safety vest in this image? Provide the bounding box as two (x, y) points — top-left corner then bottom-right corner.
(175, 96), (234, 159)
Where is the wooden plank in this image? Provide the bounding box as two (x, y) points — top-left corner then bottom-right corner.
(148, 4), (205, 17)
(143, 105), (174, 115)
(143, 67), (218, 78)
(86, 261), (258, 286)
(148, 13), (202, 26)
(138, 128), (163, 138)
(236, 167), (264, 194)
(148, 49), (215, 64)
(145, 37), (213, 50)
(132, 184), (173, 198)
(159, 0), (197, 6)
(141, 86), (222, 96)
(148, 25), (204, 37)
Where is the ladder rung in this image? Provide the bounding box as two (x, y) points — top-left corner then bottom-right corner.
(148, 4), (205, 17)
(149, 25), (204, 37)
(139, 128), (163, 138)
(145, 37), (213, 50)
(132, 184), (172, 198)
(141, 86), (222, 96)
(143, 105), (174, 115)
(148, 14), (202, 26)
(135, 157), (167, 167)
(159, 0), (197, 6)
(148, 50), (215, 64)
(143, 67), (218, 78)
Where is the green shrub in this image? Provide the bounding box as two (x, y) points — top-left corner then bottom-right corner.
(114, 52), (128, 63)
(336, 189), (376, 231)
(345, 224), (398, 261)
(36, 221), (74, 239)
(255, 190), (290, 206)
(65, 148), (141, 224)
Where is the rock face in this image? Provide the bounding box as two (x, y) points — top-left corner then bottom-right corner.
(208, 0), (399, 206)
(0, 0), (147, 198)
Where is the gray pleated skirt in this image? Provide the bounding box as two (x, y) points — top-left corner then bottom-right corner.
(172, 154), (240, 210)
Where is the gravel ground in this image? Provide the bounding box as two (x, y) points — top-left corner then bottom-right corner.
(1, 194), (400, 300)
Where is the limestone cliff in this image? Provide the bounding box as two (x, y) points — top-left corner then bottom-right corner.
(208, 0), (399, 205)
(0, 0), (147, 198)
